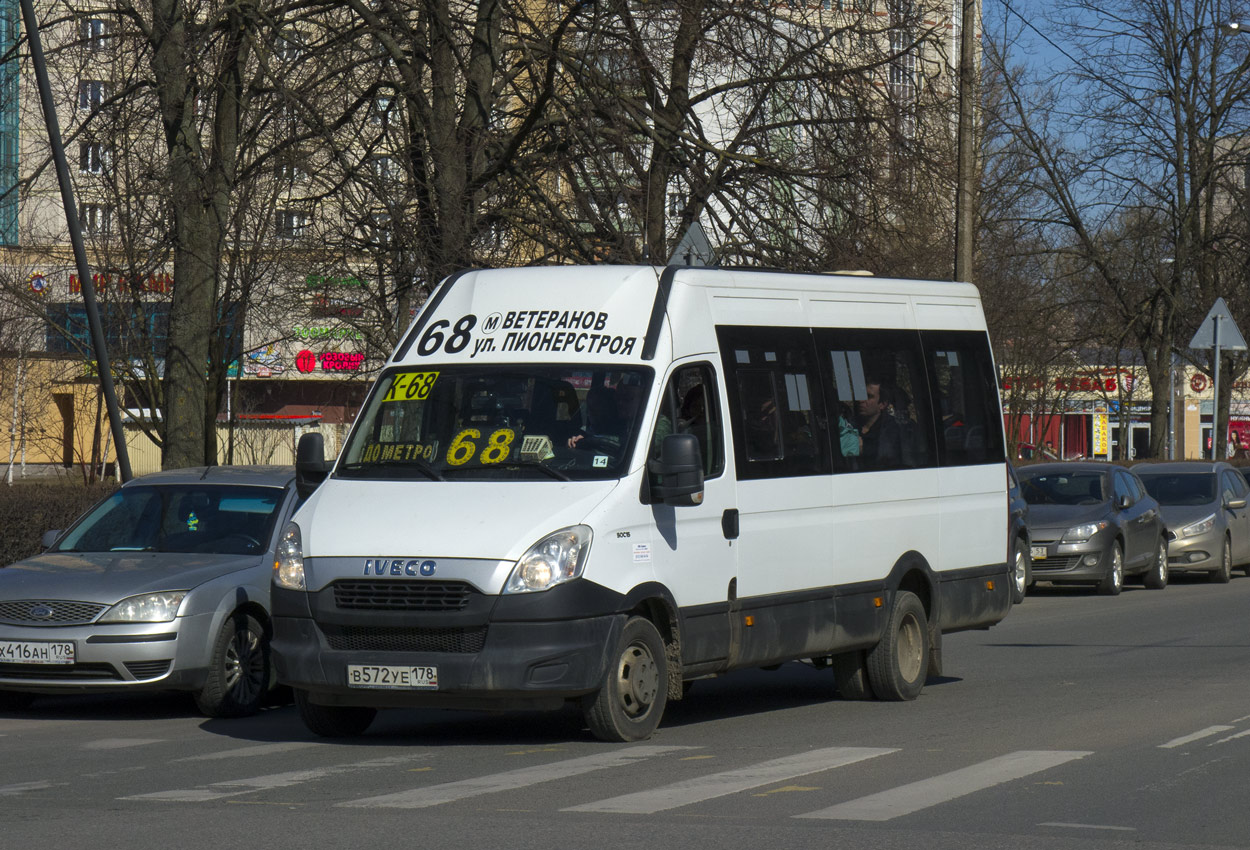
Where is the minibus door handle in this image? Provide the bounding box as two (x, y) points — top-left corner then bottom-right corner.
(722, 509), (740, 540)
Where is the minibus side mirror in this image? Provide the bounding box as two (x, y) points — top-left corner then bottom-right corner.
(647, 433), (705, 506)
(296, 432), (332, 500)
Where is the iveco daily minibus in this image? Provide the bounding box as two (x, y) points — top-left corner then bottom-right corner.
(271, 265), (1012, 741)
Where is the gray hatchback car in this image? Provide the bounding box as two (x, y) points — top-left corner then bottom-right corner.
(0, 466), (298, 716)
(1134, 461), (1250, 583)
(1017, 462), (1168, 595)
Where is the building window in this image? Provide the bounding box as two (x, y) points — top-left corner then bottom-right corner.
(79, 142), (108, 175)
(276, 209), (309, 239)
(368, 155), (400, 182)
(82, 18), (110, 52)
(274, 156), (307, 183)
(365, 211), (392, 248)
(276, 29), (301, 61)
(79, 203), (111, 234)
(371, 95), (394, 127)
(78, 80), (108, 111)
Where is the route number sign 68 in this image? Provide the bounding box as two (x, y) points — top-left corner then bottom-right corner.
(383, 371), (439, 403)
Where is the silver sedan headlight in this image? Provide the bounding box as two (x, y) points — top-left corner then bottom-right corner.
(99, 591), (187, 623)
(1181, 514), (1216, 538)
(1062, 521), (1108, 544)
(504, 525), (592, 594)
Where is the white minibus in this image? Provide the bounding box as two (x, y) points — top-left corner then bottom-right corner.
(272, 265), (1011, 741)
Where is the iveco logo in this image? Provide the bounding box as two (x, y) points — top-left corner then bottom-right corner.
(29, 604), (53, 619)
(363, 558), (437, 577)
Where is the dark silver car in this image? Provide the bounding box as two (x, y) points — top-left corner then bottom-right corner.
(1017, 462), (1168, 595)
(0, 466), (298, 716)
(1134, 461), (1250, 583)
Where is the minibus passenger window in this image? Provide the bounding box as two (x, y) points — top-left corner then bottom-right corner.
(815, 330), (936, 472)
(738, 371), (782, 461)
(922, 331), (1005, 466)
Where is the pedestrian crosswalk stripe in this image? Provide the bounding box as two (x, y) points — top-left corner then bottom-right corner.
(174, 742), (322, 762)
(339, 745), (697, 809)
(1159, 726), (1234, 749)
(563, 746), (898, 814)
(0, 781), (59, 796)
(122, 755), (427, 803)
(795, 750), (1092, 821)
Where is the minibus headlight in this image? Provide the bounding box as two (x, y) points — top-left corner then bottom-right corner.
(274, 522), (306, 590)
(504, 525), (592, 594)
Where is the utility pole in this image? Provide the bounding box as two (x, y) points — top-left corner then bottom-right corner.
(954, 0), (977, 283)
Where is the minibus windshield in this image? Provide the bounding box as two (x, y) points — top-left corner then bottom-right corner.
(337, 365), (654, 481)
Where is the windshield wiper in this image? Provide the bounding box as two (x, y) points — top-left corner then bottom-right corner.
(340, 459), (445, 481)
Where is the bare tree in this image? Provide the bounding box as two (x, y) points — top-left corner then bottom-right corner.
(983, 0), (1250, 458)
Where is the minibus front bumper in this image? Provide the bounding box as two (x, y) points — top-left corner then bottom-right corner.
(271, 585), (624, 710)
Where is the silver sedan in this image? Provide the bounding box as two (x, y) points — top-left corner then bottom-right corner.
(0, 466), (297, 716)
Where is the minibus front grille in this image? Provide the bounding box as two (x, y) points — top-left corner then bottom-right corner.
(331, 580), (474, 612)
(322, 625), (487, 654)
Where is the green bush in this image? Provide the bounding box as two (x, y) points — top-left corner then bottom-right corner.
(0, 481), (118, 565)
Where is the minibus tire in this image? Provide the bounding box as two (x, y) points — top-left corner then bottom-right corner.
(830, 651), (874, 700)
(865, 591), (928, 701)
(295, 689), (377, 737)
(583, 616), (668, 742)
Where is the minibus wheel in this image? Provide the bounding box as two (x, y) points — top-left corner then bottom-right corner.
(295, 689), (377, 737)
(830, 651), (874, 700)
(865, 591), (928, 701)
(583, 616), (668, 742)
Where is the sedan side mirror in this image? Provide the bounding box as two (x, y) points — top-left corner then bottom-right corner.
(1228, 497), (1248, 510)
(40, 530), (60, 550)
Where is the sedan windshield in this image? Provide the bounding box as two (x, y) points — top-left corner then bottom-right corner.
(54, 485), (285, 555)
(338, 365), (654, 481)
(1137, 473), (1216, 507)
(1018, 471), (1107, 506)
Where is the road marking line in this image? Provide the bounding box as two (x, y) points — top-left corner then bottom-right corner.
(1039, 822), (1135, 831)
(83, 738), (164, 750)
(0, 781), (60, 796)
(340, 745), (697, 809)
(564, 746), (897, 814)
(174, 742), (322, 762)
(1159, 726), (1234, 749)
(1212, 729), (1250, 746)
(795, 750), (1092, 821)
(122, 755), (426, 802)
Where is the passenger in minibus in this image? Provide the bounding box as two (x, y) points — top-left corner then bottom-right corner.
(858, 378), (902, 468)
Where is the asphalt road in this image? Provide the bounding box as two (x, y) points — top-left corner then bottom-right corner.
(3, 573), (1250, 850)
